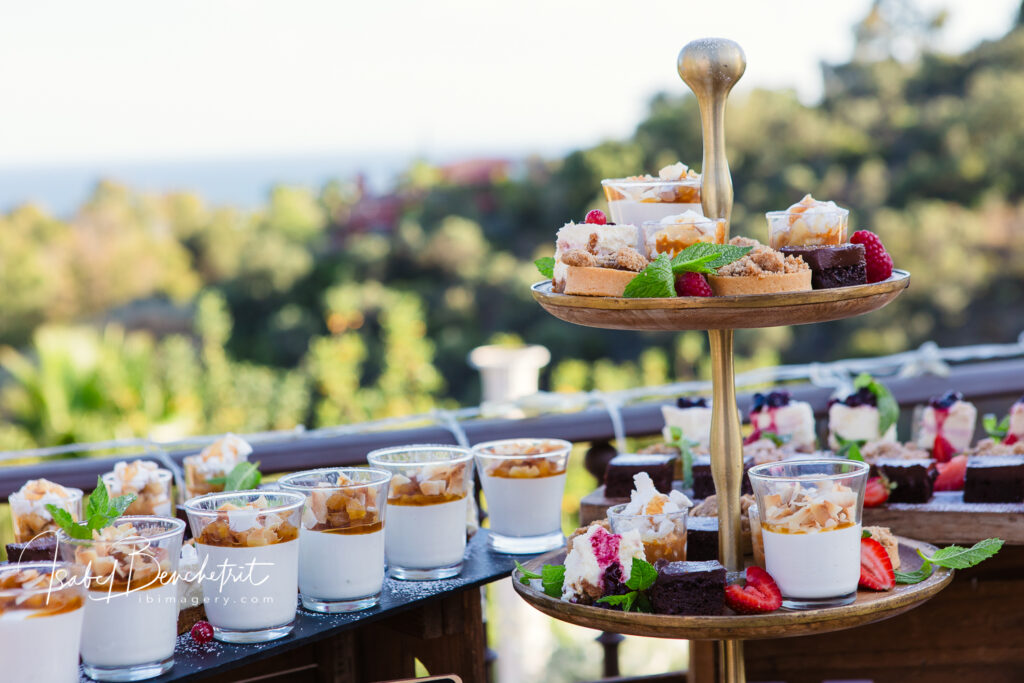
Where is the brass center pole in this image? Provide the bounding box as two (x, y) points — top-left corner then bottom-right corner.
(679, 37), (747, 683)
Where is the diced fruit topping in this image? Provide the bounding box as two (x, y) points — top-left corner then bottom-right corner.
(190, 620), (214, 644)
(584, 209), (607, 225)
(934, 454), (968, 492)
(863, 476), (890, 508)
(849, 230), (893, 283)
(676, 396), (709, 409)
(751, 390), (791, 413)
(929, 390), (963, 411)
(724, 566), (783, 614)
(675, 271), (712, 297)
(932, 435), (956, 463)
(859, 537), (895, 591)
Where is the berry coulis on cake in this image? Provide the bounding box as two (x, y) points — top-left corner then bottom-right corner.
(828, 385), (897, 449)
(747, 390), (817, 452)
(561, 523), (646, 604)
(917, 391), (977, 460)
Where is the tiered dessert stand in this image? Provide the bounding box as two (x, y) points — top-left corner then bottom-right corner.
(516, 39), (949, 683)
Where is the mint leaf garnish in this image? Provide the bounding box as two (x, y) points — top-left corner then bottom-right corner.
(624, 254), (675, 298)
(514, 560), (542, 585)
(541, 564), (565, 598)
(853, 373), (899, 435)
(895, 538), (1004, 584)
(759, 430), (791, 448)
(983, 413), (1010, 443)
(625, 557), (658, 591)
(535, 256), (555, 279)
(862, 529), (872, 539)
(47, 476), (137, 539)
(836, 436), (865, 462)
(667, 427), (698, 489)
(596, 592), (638, 611)
(670, 243), (751, 274)
(224, 461), (262, 491)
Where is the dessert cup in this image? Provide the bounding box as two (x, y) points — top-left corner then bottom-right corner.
(103, 462), (174, 517)
(10, 480), (83, 543)
(472, 439), (570, 554)
(0, 561), (86, 683)
(60, 517), (185, 681)
(607, 503), (687, 563)
(748, 459), (869, 609)
(765, 197), (849, 249)
(601, 176), (702, 226)
(642, 214), (726, 259)
(279, 468), (391, 613)
(367, 445), (473, 580)
(184, 491), (302, 643)
(182, 434), (252, 500)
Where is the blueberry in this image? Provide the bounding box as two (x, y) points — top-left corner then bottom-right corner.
(676, 396), (709, 409)
(929, 390), (962, 410)
(767, 391), (791, 408)
(752, 393), (767, 412)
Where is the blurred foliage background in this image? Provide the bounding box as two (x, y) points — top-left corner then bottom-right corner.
(2, 7), (1023, 450)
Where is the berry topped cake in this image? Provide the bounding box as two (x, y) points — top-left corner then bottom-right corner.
(561, 523), (646, 604)
(916, 390), (977, 460)
(1008, 395), (1024, 445)
(552, 212), (647, 297)
(748, 390), (817, 452)
(828, 384), (898, 450)
(661, 396), (713, 450)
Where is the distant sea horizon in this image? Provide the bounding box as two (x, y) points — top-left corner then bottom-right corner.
(0, 147), (561, 218)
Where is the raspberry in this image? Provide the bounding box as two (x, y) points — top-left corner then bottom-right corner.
(190, 620), (214, 645)
(850, 230), (893, 283)
(675, 271), (712, 297)
(584, 209), (607, 225)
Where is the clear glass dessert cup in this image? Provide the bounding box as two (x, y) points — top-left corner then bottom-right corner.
(607, 503), (688, 563)
(279, 467), (391, 613)
(103, 468), (173, 517)
(182, 454), (227, 500)
(641, 217), (727, 258)
(748, 459), (869, 610)
(601, 176), (702, 225)
(765, 206), (849, 249)
(184, 491), (303, 643)
(0, 561), (86, 683)
(59, 516), (186, 681)
(10, 486), (84, 544)
(366, 445), (474, 580)
(472, 438), (571, 554)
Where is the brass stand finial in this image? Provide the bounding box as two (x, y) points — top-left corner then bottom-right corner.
(677, 38), (746, 227)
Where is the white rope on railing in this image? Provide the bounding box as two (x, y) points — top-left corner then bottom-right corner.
(1, 331), (1022, 463)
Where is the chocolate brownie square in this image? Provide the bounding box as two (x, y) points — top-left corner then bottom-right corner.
(4, 535), (59, 563)
(692, 455), (754, 499)
(686, 516), (719, 562)
(779, 244), (867, 289)
(603, 453), (676, 499)
(650, 559), (726, 615)
(876, 459), (937, 504)
(964, 456), (1024, 503)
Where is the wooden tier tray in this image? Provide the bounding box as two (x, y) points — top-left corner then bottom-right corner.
(531, 269), (910, 331)
(512, 536), (951, 641)
(581, 487), (1024, 545)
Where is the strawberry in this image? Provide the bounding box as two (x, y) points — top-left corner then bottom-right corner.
(584, 209), (607, 225)
(850, 230), (893, 283)
(934, 454), (967, 491)
(863, 476), (889, 508)
(1006, 433), (1019, 446)
(932, 435), (956, 463)
(859, 537), (895, 590)
(675, 271), (713, 297)
(724, 566), (782, 614)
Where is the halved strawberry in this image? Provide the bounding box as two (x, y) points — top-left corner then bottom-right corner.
(725, 566), (782, 614)
(932, 435), (956, 463)
(863, 476), (890, 508)
(934, 454), (967, 492)
(1006, 433), (1020, 446)
(859, 537), (895, 591)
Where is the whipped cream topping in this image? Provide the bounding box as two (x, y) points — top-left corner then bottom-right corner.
(767, 194), (849, 248)
(9, 479), (77, 521)
(619, 473), (691, 541)
(658, 162), (694, 181)
(104, 460), (169, 495)
(189, 434), (252, 477)
(658, 209), (712, 226)
(761, 481), (857, 533)
(784, 194), (843, 216)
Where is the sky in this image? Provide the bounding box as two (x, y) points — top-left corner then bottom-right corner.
(0, 0), (1019, 170)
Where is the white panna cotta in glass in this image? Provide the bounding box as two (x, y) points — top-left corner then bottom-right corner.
(367, 445), (474, 580)
(473, 439), (571, 554)
(749, 459), (869, 609)
(280, 468), (391, 613)
(61, 517), (185, 681)
(0, 563), (85, 683)
(185, 491), (303, 642)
